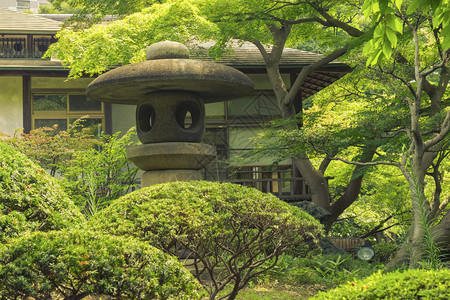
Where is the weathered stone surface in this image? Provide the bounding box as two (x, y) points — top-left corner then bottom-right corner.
(141, 169), (202, 187)
(86, 58), (254, 104)
(290, 201), (331, 225)
(146, 41), (190, 60)
(136, 91), (205, 143)
(127, 142), (215, 171)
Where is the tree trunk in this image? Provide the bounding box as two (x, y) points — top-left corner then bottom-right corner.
(432, 209), (450, 254)
(294, 158), (331, 211)
(387, 164), (433, 269)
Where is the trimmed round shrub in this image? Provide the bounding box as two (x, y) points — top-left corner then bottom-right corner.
(0, 229), (205, 299)
(91, 181), (323, 299)
(0, 142), (83, 242)
(311, 268), (450, 299)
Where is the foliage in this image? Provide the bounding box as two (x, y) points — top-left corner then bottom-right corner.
(91, 181), (323, 300)
(39, 0), (82, 14)
(255, 254), (382, 288)
(372, 242), (400, 263)
(51, 0), (150, 18)
(0, 229), (205, 299)
(311, 268), (450, 299)
(45, 0), (216, 78)
(6, 120), (98, 177)
(0, 142), (83, 243)
(59, 128), (139, 217)
(363, 0), (450, 65)
(409, 165), (444, 270)
(5, 122), (139, 217)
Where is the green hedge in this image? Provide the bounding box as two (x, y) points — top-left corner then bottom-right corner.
(90, 181), (323, 299)
(311, 268), (450, 299)
(91, 181), (322, 251)
(0, 229), (205, 299)
(0, 142), (83, 242)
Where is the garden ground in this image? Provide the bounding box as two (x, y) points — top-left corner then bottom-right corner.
(229, 283), (326, 299)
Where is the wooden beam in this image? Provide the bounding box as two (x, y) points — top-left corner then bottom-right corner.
(22, 75), (31, 133)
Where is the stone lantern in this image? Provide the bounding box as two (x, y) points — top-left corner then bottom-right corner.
(86, 41), (254, 187)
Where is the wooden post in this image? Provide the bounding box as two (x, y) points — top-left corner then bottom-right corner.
(22, 75), (32, 133)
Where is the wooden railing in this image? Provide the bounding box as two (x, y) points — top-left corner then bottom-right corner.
(226, 169), (311, 201)
(0, 37), (53, 59)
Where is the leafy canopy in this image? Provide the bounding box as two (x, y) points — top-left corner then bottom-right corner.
(362, 0), (450, 65)
(45, 0), (215, 78)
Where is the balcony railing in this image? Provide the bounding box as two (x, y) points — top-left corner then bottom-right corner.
(0, 37), (53, 59)
(226, 168), (311, 201)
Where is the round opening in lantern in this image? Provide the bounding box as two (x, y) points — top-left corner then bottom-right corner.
(176, 101), (201, 130)
(137, 104), (155, 133)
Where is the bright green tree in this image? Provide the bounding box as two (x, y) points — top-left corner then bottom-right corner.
(46, 0), (450, 268)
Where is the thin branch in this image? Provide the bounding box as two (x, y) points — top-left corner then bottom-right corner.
(435, 196), (450, 219)
(423, 111), (450, 150)
(329, 156), (399, 167)
(378, 129), (409, 139)
(305, 0), (364, 37)
(283, 44), (350, 107)
(375, 66), (416, 97)
(420, 49), (450, 78)
(250, 39), (269, 61)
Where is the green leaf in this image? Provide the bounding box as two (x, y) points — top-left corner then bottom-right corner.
(363, 40), (374, 54)
(442, 36), (450, 50)
(366, 49), (383, 66)
(395, 0), (403, 10)
(379, 0), (389, 12)
(429, 0), (440, 11)
(383, 37), (393, 58)
(394, 17), (404, 33)
(406, 0), (421, 14)
(363, 0), (380, 18)
(385, 26), (398, 47)
(374, 24), (384, 38)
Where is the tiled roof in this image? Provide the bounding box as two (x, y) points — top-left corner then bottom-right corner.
(190, 42), (350, 98)
(0, 8), (62, 34)
(190, 41), (346, 68)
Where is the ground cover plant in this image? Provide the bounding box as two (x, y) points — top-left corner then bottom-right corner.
(253, 253), (383, 289)
(311, 268), (450, 299)
(0, 141), (83, 243)
(0, 229), (205, 299)
(91, 181), (323, 300)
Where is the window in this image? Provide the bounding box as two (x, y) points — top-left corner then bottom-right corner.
(32, 93), (104, 134)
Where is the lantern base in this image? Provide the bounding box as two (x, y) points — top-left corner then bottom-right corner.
(141, 169), (203, 187)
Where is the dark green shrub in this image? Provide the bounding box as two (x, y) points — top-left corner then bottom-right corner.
(372, 242), (399, 263)
(0, 142), (83, 242)
(91, 181), (323, 300)
(0, 229), (205, 299)
(311, 268), (450, 299)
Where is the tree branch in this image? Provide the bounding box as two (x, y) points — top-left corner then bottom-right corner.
(306, 0), (364, 37)
(423, 111), (450, 150)
(329, 156), (399, 167)
(283, 44), (350, 108)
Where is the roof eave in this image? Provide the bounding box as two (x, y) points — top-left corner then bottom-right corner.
(0, 30), (58, 35)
